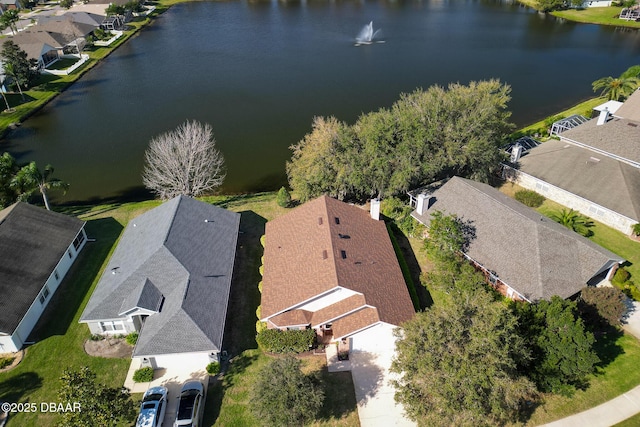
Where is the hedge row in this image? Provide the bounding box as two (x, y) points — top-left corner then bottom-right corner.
(256, 328), (315, 353)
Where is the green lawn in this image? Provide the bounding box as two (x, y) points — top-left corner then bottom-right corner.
(514, 97), (606, 138)
(613, 412), (640, 426)
(526, 333), (640, 425)
(207, 350), (359, 427)
(553, 6), (640, 28)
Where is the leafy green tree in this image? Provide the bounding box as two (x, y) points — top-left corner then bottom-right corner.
(287, 80), (512, 202)
(57, 367), (135, 427)
(286, 116), (354, 202)
(621, 64), (640, 79)
(0, 152), (18, 207)
(578, 286), (627, 328)
(251, 356), (324, 426)
(392, 291), (538, 426)
(549, 208), (594, 237)
(1, 41), (37, 89)
(4, 62), (26, 102)
(276, 186), (291, 207)
(11, 162), (69, 210)
(105, 3), (125, 15)
(536, 0), (565, 12)
(424, 211), (466, 263)
(0, 10), (19, 35)
(513, 297), (599, 395)
(60, 0), (74, 9)
(592, 76), (639, 101)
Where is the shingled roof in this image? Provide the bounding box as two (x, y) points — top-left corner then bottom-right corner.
(80, 196), (240, 357)
(261, 196), (414, 336)
(411, 177), (624, 301)
(0, 203), (84, 334)
(517, 138), (640, 223)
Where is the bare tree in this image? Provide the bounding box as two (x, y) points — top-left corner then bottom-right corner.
(142, 120), (226, 199)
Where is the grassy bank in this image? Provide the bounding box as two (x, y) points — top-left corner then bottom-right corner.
(514, 97), (605, 138)
(0, 3), (172, 136)
(517, 0), (640, 28)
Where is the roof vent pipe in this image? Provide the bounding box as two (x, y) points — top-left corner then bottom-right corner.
(597, 107), (609, 126)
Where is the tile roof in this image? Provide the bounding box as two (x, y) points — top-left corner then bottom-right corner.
(0, 203), (84, 334)
(517, 139), (640, 222)
(261, 196), (414, 334)
(80, 196), (240, 357)
(411, 177), (624, 301)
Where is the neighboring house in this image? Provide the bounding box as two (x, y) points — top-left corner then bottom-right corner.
(504, 91), (640, 234)
(79, 196), (240, 369)
(0, 202), (87, 353)
(580, 0), (612, 7)
(11, 31), (74, 68)
(260, 195), (415, 343)
(100, 15), (124, 31)
(409, 177), (624, 302)
(0, 0), (20, 12)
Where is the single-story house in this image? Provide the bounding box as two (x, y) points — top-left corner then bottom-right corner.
(0, 202), (87, 353)
(11, 31), (75, 68)
(504, 91), (640, 234)
(79, 196), (240, 369)
(409, 176), (624, 302)
(260, 195), (415, 343)
(0, 0), (20, 12)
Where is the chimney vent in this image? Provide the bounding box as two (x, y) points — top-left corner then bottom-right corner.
(597, 107), (609, 126)
(416, 194), (432, 215)
(510, 144), (523, 163)
(370, 198), (381, 220)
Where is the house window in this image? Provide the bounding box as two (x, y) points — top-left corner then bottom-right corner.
(99, 321), (125, 333)
(73, 231), (86, 251)
(535, 182), (549, 192)
(39, 285), (50, 305)
(68, 249), (73, 259)
(54, 270), (59, 281)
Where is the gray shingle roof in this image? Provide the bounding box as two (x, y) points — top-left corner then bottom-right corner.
(517, 139), (640, 222)
(80, 196), (240, 357)
(411, 177), (624, 301)
(0, 203), (85, 334)
(615, 89), (640, 122)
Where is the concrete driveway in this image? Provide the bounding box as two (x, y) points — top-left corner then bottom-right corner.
(124, 358), (208, 426)
(328, 323), (415, 427)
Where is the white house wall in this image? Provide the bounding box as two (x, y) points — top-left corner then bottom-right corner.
(139, 352), (214, 370)
(296, 287), (359, 312)
(504, 166), (636, 234)
(8, 229), (87, 352)
(0, 334), (21, 353)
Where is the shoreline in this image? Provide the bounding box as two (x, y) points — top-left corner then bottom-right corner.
(516, 0), (640, 28)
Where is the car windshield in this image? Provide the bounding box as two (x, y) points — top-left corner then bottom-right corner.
(141, 402), (156, 410)
(143, 393), (163, 402)
(177, 390), (199, 420)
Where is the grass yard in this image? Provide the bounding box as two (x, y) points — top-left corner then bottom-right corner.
(526, 333), (640, 425)
(205, 350), (359, 427)
(553, 6), (640, 28)
(613, 412), (640, 426)
(0, 214), (130, 426)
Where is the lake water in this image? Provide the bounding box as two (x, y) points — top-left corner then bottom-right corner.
(4, 0), (640, 203)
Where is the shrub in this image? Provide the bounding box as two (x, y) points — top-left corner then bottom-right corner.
(578, 286), (627, 328)
(633, 223), (640, 236)
(89, 334), (105, 341)
(381, 196), (424, 237)
(258, 281), (263, 293)
(0, 356), (15, 369)
(514, 189), (545, 208)
(276, 186), (292, 208)
(256, 328), (316, 353)
(612, 267), (631, 287)
(132, 367), (154, 383)
(125, 332), (138, 346)
(250, 357), (324, 426)
(256, 321), (267, 333)
(206, 362), (220, 376)
(260, 234), (266, 247)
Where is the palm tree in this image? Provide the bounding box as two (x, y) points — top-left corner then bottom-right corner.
(549, 208), (594, 237)
(0, 152), (18, 207)
(11, 162), (69, 210)
(592, 76), (639, 101)
(4, 63), (25, 102)
(0, 10), (20, 35)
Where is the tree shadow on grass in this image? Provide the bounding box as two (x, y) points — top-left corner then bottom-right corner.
(28, 217), (123, 341)
(389, 223), (433, 309)
(317, 368), (358, 423)
(593, 326), (625, 372)
(0, 372), (43, 403)
(221, 211), (266, 356)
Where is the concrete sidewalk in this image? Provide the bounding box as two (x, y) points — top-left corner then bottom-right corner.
(541, 300), (640, 426)
(541, 385), (640, 427)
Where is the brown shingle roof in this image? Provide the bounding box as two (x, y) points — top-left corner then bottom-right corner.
(332, 307), (380, 339)
(310, 294), (366, 327)
(261, 196), (414, 330)
(269, 310), (312, 327)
